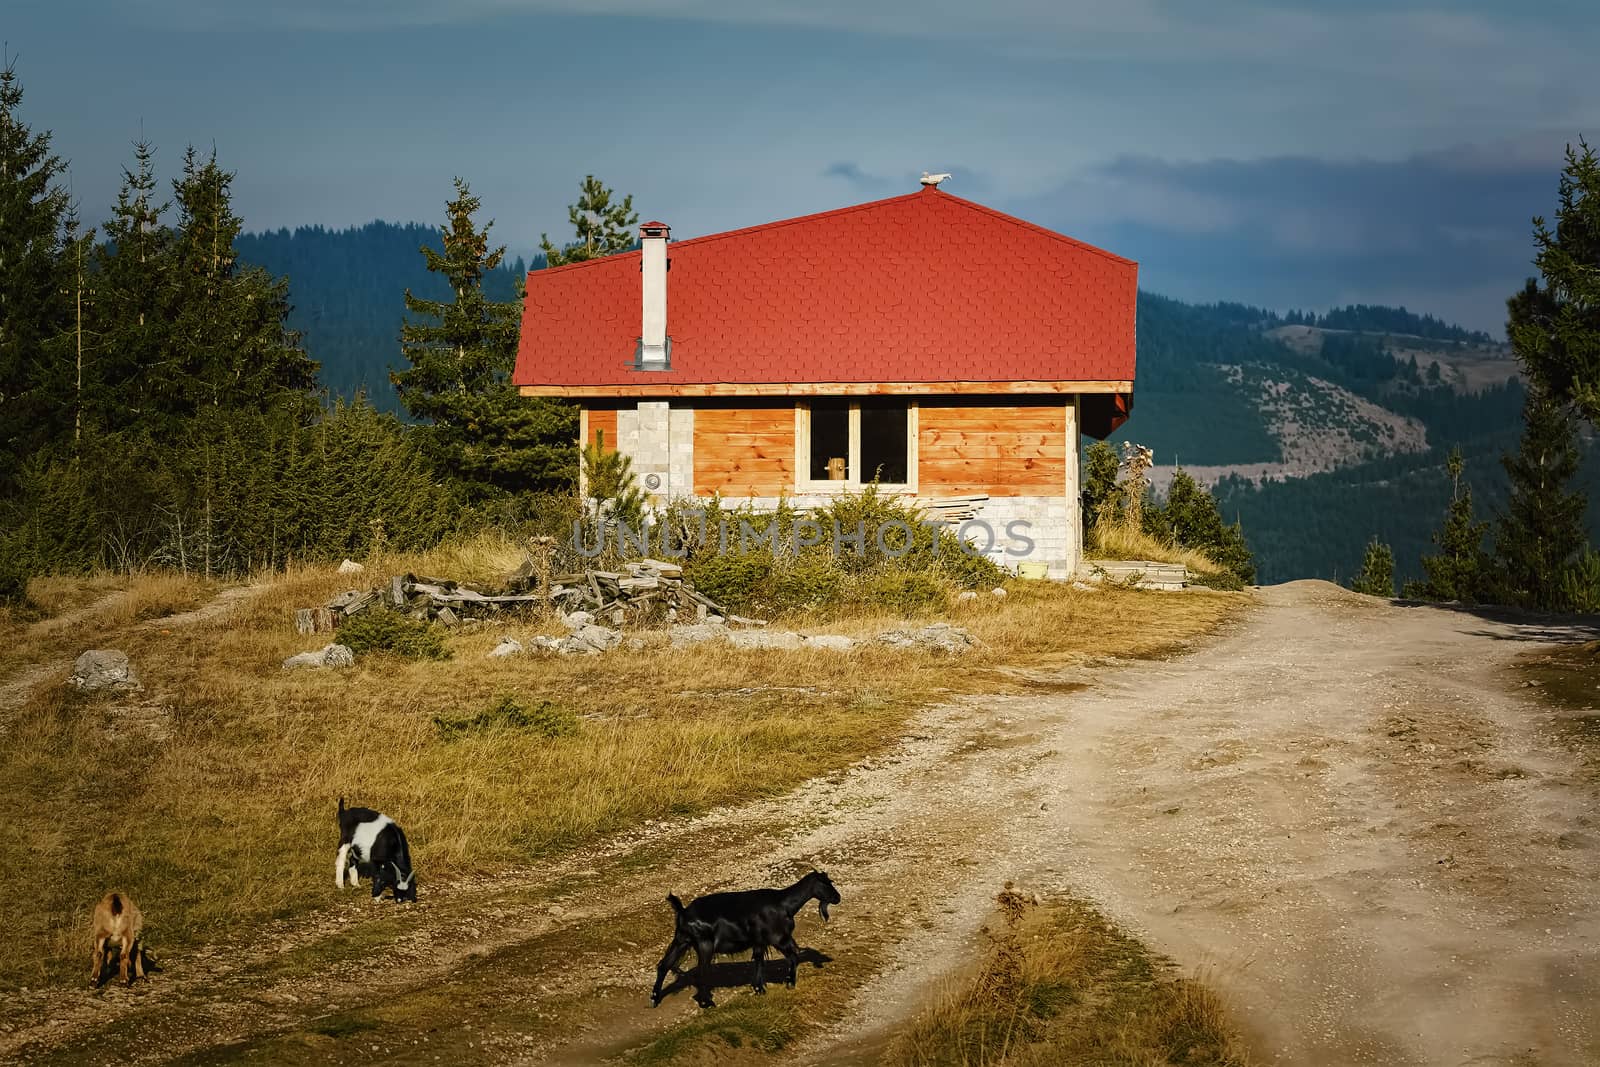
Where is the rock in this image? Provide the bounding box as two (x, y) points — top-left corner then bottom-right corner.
(559, 610), (594, 631)
(527, 636), (564, 653)
(322, 644), (356, 668)
(487, 637), (524, 659)
(559, 624), (622, 655)
(69, 649), (139, 692)
(435, 606), (460, 628)
(337, 559), (366, 574)
(991, 587), (1008, 598)
(283, 644), (355, 670)
(625, 637), (649, 652)
(669, 622), (728, 648)
(956, 590), (978, 602)
(875, 623), (977, 654)
(727, 629), (806, 651)
(1070, 581), (1096, 591)
(804, 634), (858, 652)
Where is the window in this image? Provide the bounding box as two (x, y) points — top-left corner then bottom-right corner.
(797, 400), (917, 491)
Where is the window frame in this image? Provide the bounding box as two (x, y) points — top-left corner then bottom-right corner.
(794, 400), (919, 494)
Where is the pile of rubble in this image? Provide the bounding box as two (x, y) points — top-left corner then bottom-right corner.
(297, 559), (751, 635)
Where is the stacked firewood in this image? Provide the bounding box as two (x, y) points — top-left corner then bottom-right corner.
(295, 559), (755, 634)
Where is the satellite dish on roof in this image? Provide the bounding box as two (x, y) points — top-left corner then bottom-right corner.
(920, 172), (952, 188)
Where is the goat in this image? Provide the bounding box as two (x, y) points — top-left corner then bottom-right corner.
(651, 870), (840, 1008)
(89, 891), (145, 987)
(335, 797), (418, 902)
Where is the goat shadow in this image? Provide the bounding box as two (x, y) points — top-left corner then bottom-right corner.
(90, 946), (161, 990)
(653, 947), (833, 1007)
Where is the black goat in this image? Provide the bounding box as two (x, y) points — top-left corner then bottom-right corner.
(651, 870), (840, 1008)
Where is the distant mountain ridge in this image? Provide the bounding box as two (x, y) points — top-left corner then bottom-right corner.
(237, 221), (1573, 585)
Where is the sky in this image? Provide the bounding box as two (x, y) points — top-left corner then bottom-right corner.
(7, 0), (1597, 334)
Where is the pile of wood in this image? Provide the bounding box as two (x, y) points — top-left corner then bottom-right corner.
(911, 494), (990, 523)
(295, 559), (755, 634)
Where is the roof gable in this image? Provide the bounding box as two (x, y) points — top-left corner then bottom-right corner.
(515, 188), (1137, 392)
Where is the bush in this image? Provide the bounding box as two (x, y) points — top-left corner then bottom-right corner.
(434, 695), (578, 740)
(1142, 470), (1255, 585)
(858, 568), (948, 613)
(686, 552), (774, 610)
(768, 553), (845, 611)
(1350, 538), (1395, 597)
(336, 609), (451, 660)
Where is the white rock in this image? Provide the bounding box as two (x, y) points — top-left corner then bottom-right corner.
(559, 610), (594, 631)
(875, 623), (977, 655)
(669, 623), (727, 648)
(69, 649), (139, 692)
(957, 591), (979, 602)
(322, 644), (355, 668)
(487, 637), (524, 658)
(991, 587), (1008, 598)
(804, 634), (858, 652)
(559, 624), (622, 655)
(337, 559), (366, 574)
(727, 629), (806, 651)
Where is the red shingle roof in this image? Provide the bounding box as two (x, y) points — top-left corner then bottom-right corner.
(514, 188), (1137, 391)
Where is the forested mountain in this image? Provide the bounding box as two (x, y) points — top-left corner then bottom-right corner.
(235, 223), (538, 406)
(233, 221), (1564, 586)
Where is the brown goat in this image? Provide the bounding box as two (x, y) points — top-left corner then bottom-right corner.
(89, 892), (145, 987)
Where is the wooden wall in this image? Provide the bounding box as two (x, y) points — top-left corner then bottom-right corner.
(584, 407), (618, 450)
(917, 402), (1067, 497)
(692, 407), (794, 496)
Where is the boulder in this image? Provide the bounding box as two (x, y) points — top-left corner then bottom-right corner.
(69, 650), (139, 692)
(669, 620), (729, 648)
(487, 637), (524, 658)
(559, 610), (594, 631)
(727, 629), (806, 651)
(282, 643), (356, 670)
(876, 623), (977, 655)
(559, 624), (622, 655)
(336, 559), (366, 574)
(804, 634), (858, 652)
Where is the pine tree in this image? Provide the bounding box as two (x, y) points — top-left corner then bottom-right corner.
(1404, 448), (1489, 601)
(1509, 141), (1600, 423)
(0, 60), (72, 492)
(91, 139), (173, 436)
(167, 146), (316, 418)
(1350, 538), (1395, 597)
(540, 175), (639, 266)
(394, 178), (576, 495)
(1492, 387), (1585, 609)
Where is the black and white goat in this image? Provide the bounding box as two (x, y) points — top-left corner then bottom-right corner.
(651, 870), (840, 1008)
(335, 797), (417, 902)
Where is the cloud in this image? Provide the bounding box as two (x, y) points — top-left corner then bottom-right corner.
(1018, 134), (1589, 333)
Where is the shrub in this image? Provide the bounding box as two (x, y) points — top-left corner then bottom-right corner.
(0, 540), (33, 607)
(1142, 470), (1255, 585)
(1350, 538), (1395, 597)
(768, 552), (844, 611)
(858, 568), (948, 614)
(434, 695), (578, 740)
(336, 609), (451, 660)
(686, 552), (774, 610)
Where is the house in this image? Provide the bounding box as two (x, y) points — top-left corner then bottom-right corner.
(514, 180), (1137, 577)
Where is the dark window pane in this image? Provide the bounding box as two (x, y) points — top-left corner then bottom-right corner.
(810, 402), (850, 481)
(860, 402), (909, 484)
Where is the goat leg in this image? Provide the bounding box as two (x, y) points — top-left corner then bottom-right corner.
(89, 936), (106, 986)
(779, 936), (802, 989)
(651, 937), (689, 1006)
(133, 940), (147, 981)
(692, 943), (715, 1008)
(751, 945), (768, 994)
(119, 935), (134, 985)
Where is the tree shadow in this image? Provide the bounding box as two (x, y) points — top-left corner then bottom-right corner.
(652, 947), (833, 1007)
(1390, 597), (1600, 643)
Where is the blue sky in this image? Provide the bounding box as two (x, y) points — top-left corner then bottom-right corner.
(7, 0), (1597, 333)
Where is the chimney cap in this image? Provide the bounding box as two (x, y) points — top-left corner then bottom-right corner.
(920, 172), (952, 189)
(640, 220), (670, 236)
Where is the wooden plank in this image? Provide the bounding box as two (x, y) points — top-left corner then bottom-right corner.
(522, 380), (1133, 398)
(584, 407), (618, 449)
(917, 397), (1069, 497)
(694, 406), (795, 496)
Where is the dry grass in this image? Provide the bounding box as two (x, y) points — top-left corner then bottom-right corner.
(0, 542), (1239, 989)
(885, 889), (1251, 1066)
(1088, 521), (1225, 576)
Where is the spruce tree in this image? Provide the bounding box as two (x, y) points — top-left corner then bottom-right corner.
(1350, 538), (1395, 597)
(1508, 141), (1600, 423)
(540, 175), (639, 266)
(0, 61), (71, 491)
(1405, 448), (1489, 601)
(1493, 387), (1585, 609)
(91, 139), (173, 436)
(168, 146), (315, 418)
(394, 178), (576, 495)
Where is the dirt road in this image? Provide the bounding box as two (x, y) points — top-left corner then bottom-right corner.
(5, 581), (1598, 1064)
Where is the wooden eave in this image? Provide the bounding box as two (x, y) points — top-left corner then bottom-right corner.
(519, 379), (1135, 399)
